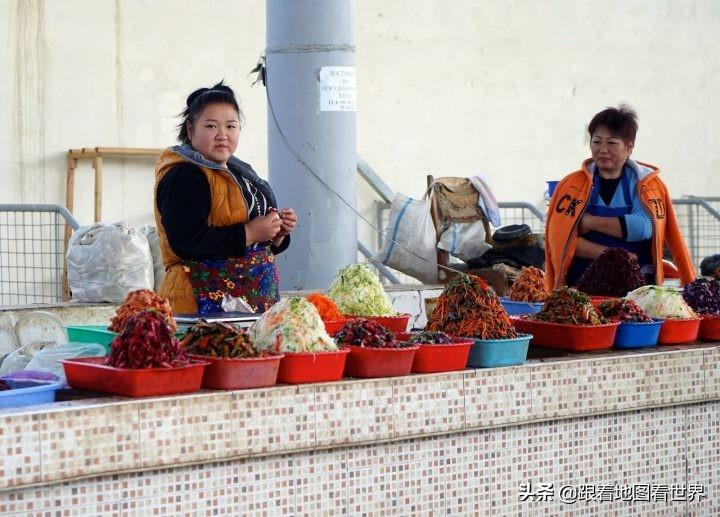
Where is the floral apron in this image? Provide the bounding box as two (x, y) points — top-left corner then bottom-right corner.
(183, 246), (280, 314)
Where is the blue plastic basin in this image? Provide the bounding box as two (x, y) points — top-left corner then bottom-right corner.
(467, 333), (532, 368)
(500, 297), (544, 316)
(0, 380), (64, 409)
(613, 319), (663, 349)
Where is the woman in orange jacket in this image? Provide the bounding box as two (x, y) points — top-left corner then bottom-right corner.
(154, 82), (297, 314)
(545, 105), (695, 291)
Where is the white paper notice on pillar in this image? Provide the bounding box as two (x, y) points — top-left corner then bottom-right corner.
(318, 66), (357, 112)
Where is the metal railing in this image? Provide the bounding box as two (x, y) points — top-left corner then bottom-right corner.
(497, 202), (546, 233)
(672, 198), (720, 271)
(0, 204), (80, 306)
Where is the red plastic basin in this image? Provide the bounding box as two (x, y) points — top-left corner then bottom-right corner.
(323, 319), (347, 336)
(189, 353), (283, 390)
(277, 349), (350, 384)
(700, 315), (720, 342)
(61, 356), (207, 398)
(510, 317), (619, 351)
(345, 345), (419, 378)
(343, 314), (411, 333)
(657, 317), (701, 345)
(411, 339), (474, 373)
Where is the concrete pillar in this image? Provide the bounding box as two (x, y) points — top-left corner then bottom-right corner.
(266, 0), (357, 291)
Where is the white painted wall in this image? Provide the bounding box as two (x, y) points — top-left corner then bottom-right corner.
(2, 0), (719, 249)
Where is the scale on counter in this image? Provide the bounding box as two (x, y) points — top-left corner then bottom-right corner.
(173, 311), (261, 330)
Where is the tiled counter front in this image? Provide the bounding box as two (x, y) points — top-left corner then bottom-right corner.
(1, 403), (718, 514)
(0, 345), (717, 496)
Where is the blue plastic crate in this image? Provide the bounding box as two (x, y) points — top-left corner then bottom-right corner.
(614, 319), (663, 349)
(499, 297), (544, 316)
(0, 380), (64, 409)
(467, 333), (532, 368)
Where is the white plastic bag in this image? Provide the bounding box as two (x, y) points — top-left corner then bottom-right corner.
(370, 193), (439, 284)
(438, 221), (491, 262)
(25, 343), (106, 381)
(139, 225), (164, 291)
(66, 222), (154, 303)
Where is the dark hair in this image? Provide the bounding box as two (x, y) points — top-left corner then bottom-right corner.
(177, 80), (244, 144)
(587, 104), (638, 144)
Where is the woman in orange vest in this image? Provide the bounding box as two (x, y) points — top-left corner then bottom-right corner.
(545, 105), (695, 291)
(153, 81), (297, 314)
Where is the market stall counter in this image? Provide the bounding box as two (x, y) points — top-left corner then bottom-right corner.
(1, 286), (719, 514)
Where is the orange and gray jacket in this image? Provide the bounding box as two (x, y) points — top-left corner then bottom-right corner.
(544, 158), (696, 291)
(153, 145), (277, 313)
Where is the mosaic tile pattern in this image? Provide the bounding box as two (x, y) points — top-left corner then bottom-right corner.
(138, 393), (233, 467)
(642, 351), (705, 405)
(590, 356), (648, 412)
(40, 403), (140, 482)
(393, 373), (465, 437)
(314, 379), (394, 447)
(531, 361), (596, 420)
(703, 347), (720, 399)
(464, 366), (532, 428)
(687, 402), (720, 515)
(0, 413), (41, 488)
(231, 385), (315, 455)
(294, 449), (348, 515)
(1, 400), (718, 515)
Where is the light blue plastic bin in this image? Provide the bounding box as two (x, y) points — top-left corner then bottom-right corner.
(467, 333), (532, 368)
(0, 380), (64, 409)
(499, 297), (544, 316)
(614, 319), (663, 349)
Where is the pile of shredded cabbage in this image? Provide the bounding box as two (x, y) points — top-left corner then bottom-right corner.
(625, 285), (697, 319)
(327, 264), (396, 316)
(250, 298), (337, 353)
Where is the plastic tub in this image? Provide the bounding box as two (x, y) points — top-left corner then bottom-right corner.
(411, 339), (474, 373)
(467, 334), (531, 368)
(189, 353), (283, 390)
(62, 356), (207, 397)
(323, 319), (347, 336)
(510, 317), (619, 351)
(613, 319), (663, 349)
(277, 349), (350, 384)
(499, 297), (544, 316)
(0, 380), (64, 409)
(64, 326), (116, 352)
(345, 345), (419, 378)
(344, 314), (410, 333)
(657, 317), (701, 345)
(699, 315), (720, 342)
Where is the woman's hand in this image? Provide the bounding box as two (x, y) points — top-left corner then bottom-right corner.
(245, 212), (282, 244)
(277, 208), (297, 238)
(272, 208), (297, 248)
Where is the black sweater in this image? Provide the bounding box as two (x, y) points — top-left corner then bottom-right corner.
(156, 162), (290, 260)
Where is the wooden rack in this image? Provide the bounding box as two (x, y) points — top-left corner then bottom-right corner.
(65, 147), (164, 225)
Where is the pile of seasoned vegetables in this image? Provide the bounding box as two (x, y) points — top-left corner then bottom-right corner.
(682, 277), (720, 316)
(180, 321), (268, 358)
(305, 293), (345, 321)
(250, 298), (337, 353)
(598, 299), (653, 322)
(327, 264), (396, 316)
(533, 287), (604, 325)
(109, 288), (176, 333)
(575, 248), (646, 297)
(106, 310), (189, 368)
(508, 267), (547, 302)
(335, 318), (408, 348)
(626, 285), (697, 319)
(426, 274), (517, 339)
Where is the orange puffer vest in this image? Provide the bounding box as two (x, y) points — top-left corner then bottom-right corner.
(154, 147), (249, 313)
(545, 158), (696, 291)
